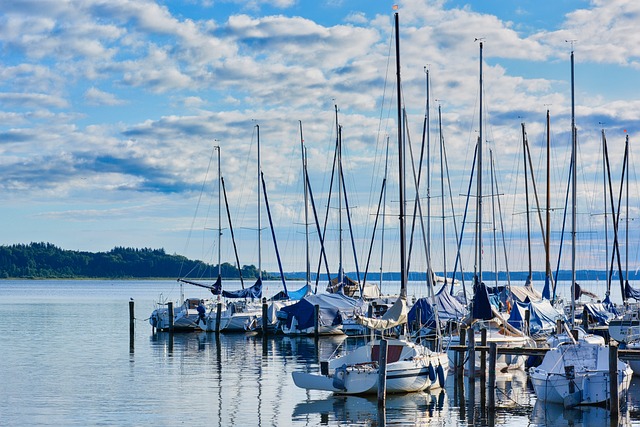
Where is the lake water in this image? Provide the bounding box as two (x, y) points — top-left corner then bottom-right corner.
(1, 279), (639, 426)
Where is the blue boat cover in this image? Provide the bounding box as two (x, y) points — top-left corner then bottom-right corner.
(407, 284), (467, 328)
(280, 293), (365, 330)
(222, 278), (262, 299)
(625, 281), (640, 301)
(582, 302), (617, 326)
(472, 280), (495, 320)
(270, 283), (310, 301)
(507, 299), (563, 335)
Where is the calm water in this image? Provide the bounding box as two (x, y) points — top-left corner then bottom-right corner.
(1, 279), (639, 426)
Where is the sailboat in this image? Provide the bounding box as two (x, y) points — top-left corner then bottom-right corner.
(529, 48), (632, 407)
(291, 11), (448, 394)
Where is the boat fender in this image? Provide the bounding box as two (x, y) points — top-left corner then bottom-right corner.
(436, 364), (445, 388)
(428, 363), (436, 382)
(332, 365), (348, 390)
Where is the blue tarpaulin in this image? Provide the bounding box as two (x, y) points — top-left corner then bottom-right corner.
(222, 278), (262, 299)
(507, 299), (563, 336)
(408, 284), (467, 328)
(582, 302), (617, 326)
(279, 293), (365, 330)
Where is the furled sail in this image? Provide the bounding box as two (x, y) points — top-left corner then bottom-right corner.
(355, 296), (407, 331)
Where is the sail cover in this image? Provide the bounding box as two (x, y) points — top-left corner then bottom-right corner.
(407, 284), (467, 328)
(625, 281), (640, 300)
(507, 299), (563, 336)
(280, 292), (365, 330)
(355, 297), (407, 331)
(222, 277), (262, 299)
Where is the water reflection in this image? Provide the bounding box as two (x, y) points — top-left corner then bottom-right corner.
(293, 390), (447, 426)
(145, 332), (637, 427)
(531, 400), (631, 426)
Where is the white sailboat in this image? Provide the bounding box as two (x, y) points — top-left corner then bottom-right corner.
(291, 11), (448, 395)
(529, 48), (632, 407)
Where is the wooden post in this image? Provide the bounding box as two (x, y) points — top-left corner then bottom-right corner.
(457, 327), (467, 377)
(314, 304), (320, 338)
(262, 297), (268, 335)
(367, 303), (374, 337)
(524, 309), (531, 336)
(215, 302), (222, 334)
(488, 342), (497, 411)
(480, 328), (487, 377)
(167, 302), (174, 333)
(377, 338), (388, 408)
(468, 328), (476, 380)
(582, 307), (589, 331)
(129, 300), (135, 352)
(556, 319), (563, 335)
(609, 343), (619, 419)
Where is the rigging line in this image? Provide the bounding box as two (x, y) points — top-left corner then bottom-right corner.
(179, 144), (217, 279)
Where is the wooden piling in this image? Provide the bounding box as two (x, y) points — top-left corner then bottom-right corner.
(215, 302), (222, 334)
(556, 319), (563, 335)
(609, 343), (619, 419)
(262, 298), (268, 336)
(129, 300), (135, 352)
(377, 338), (388, 408)
(457, 327), (467, 377)
(314, 304), (320, 338)
(167, 302), (174, 333)
(468, 329), (476, 380)
(488, 342), (497, 411)
(524, 309), (531, 336)
(480, 328), (487, 376)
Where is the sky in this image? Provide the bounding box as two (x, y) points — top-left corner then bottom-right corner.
(1, 0), (640, 281)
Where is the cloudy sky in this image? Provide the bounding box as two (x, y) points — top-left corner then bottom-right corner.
(1, 0), (639, 281)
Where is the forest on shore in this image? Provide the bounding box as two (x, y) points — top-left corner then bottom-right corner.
(0, 242), (269, 280)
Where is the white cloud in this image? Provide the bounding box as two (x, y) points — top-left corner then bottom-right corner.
(84, 87), (125, 106)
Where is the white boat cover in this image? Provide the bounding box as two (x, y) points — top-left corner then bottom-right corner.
(355, 297), (407, 331)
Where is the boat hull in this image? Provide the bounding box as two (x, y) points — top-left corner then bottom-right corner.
(530, 343), (633, 407)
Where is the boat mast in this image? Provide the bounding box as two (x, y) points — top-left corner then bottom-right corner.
(257, 124), (263, 282)
(395, 12), (406, 299)
(217, 145), (222, 281)
(522, 123), (533, 285)
(299, 121), (310, 286)
(570, 48), (576, 329)
(477, 41), (484, 286)
(380, 136), (390, 291)
(625, 134), (629, 298)
(438, 105), (448, 283)
(425, 67), (432, 285)
(545, 110), (553, 299)
(336, 106), (344, 287)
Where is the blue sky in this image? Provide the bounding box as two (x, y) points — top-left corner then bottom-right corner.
(1, 0), (639, 281)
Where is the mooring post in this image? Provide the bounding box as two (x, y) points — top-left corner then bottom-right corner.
(609, 343), (619, 420)
(167, 302), (174, 333)
(377, 338), (388, 408)
(556, 319), (563, 335)
(524, 309), (531, 336)
(480, 328), (487, 377)
(468, 329), (476, 380)
(314, 304), (320, 338)
(129, 300), (135, 352)
(261, 297), (268, 335)
(488, 342), (497, 411)
(215, 302), (222, 334)
(367, 303), (374, 337)
(457, 327), (467, 377)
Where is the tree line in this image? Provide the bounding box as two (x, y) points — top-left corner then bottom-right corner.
(0, 242), (270, 279)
